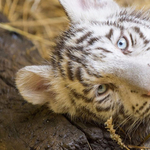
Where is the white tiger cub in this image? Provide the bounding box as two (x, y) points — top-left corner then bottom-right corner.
(16, 0), (150, 147)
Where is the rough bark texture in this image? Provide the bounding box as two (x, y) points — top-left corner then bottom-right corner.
(0, 13), (124, 150)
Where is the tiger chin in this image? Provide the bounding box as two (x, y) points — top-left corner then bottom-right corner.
(16, 0), (150, 147)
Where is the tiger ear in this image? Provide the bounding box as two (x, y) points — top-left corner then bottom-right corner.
(59, 0), (119, 22)
(16, 65), (54, 105)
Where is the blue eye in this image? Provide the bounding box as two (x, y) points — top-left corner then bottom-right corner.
(97, 85), (108, 95)
(117, 37), (128, 50)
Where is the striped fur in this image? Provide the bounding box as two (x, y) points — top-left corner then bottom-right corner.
(16, 0), (150, 146)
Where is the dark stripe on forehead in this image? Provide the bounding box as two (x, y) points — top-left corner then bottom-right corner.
(66, 51), (102, 79)
(75, 67), (92, 87)
(133, 27), (150, 45)
(76, 32), (92, 44)
(106, 28), (114, 41)
(92, 10), (150, 44)
(88, 37), (99, 45)
(66, 51), (83, 64)
(76, 28), (85, 33)
(66, 46), (84, 51)
(66, 45), (104, 63)
(119, 16), (150, 29)
(86, 70), (102, 78)
(92, 21), (124, 30)
(134, 27), (144, 38)
(66, 46), (94, 58)
(92, 16), (150, 36)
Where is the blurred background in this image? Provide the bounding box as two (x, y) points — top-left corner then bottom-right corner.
(0, 0), (150, 59)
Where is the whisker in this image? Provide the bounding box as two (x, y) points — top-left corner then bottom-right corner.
(116, 115), (132, 130)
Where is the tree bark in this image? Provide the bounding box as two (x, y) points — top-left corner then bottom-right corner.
(0, 13), (123, 150)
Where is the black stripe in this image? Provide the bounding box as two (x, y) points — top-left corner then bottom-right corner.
(134, 27), (150, 45)
(71, 90), (94, 103)
(58, 62), (66, 78)
(83, 87), (93, 95)
(66, 46), (84, 51)
(119, 10), (128, 16)
(92, 18), (150, 32)
(118, 16), (150, 29)
(81, 82), (91, 87)
(146, 47), (150, 51)
(51, 55), (57, 69)
(66, 51), (82, 64)
(129, 33), (134, 46)
(96, 105), (111, 112)
(144, 40), (149, 45)
(67, 61), (74, 81)
(63, 28), (76, 40)
(88, 37), (99, 45)
(106, 29), (113, 41)
(66, 51), (102, 79)
(97, 94), (110, 104)
(76, 32), (92, 44)
(96, 47), (112, 53)
(99, 21), (124, 30)
(76, 28), (85, 33)
(75, 67), (83, 82)
(134, 27), (144, 38)
(75, 67), (91, 87)
(55, 49), (64, 61)
(66, 52), (88, 70)
(87, 70), (102, 78)
(66, 45), (94, 57)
